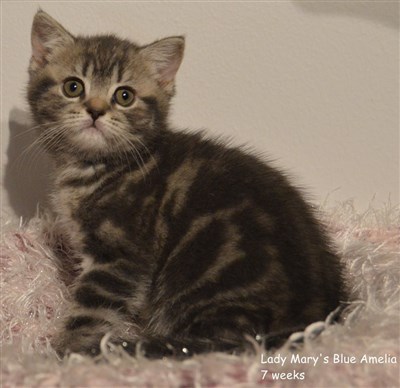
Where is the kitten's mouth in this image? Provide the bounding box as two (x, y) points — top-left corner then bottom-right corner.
(83, 121), (104, 135)
(86, 125), (101, 133)
(70, 120), (109, 154)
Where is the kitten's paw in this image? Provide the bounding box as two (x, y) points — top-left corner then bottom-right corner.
(51, 330), (103, 358)
(120, 338), (194, 359)
(285, 321), (326, 350)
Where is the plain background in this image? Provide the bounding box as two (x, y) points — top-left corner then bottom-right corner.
(1, 1), (399, 220)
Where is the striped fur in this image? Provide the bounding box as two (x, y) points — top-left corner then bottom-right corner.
(27, 11), (347, 358)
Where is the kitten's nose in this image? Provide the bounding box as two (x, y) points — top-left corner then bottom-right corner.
(85, 98), (109, 121)
(87, 109), (104, 121)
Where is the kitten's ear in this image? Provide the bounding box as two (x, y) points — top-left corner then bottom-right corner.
(30, 10), (74, 68)
(140, 36), (185, 93)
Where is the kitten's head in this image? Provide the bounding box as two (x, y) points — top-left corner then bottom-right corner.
(28, 10), (184, 162)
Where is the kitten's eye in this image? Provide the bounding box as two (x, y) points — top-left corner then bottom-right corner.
(63, 78), (85, 98)
(114, 87), (135, 107)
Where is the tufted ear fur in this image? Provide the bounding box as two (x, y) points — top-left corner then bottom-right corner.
(140, 36), (185, 94)
(30, 10), (74, 70)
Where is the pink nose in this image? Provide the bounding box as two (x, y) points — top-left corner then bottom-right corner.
(85, 98), (109, 120)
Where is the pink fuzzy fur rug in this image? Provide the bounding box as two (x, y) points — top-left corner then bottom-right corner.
(1, 201), (399, 387)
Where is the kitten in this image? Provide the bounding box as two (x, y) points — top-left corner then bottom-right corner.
(27, 10), (347, 358)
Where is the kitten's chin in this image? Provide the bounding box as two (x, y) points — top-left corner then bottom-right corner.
(72, 128), (108, 151)
(46, 120), (145, 162)
(61, 126), (113, 161)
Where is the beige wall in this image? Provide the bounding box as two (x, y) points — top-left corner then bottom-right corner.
(1, 1), (399, 219)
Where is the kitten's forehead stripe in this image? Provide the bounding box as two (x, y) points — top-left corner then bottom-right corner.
(117, 50), (130, 83)
(106, 59), (119, 80)
(77, 36), (135, 83)
(117, 58), (124, 84)
(82, 55), (91, 78)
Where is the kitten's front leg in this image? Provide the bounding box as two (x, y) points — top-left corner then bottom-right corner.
(53, 312), (115, 356)
(53, 267), (137, 357)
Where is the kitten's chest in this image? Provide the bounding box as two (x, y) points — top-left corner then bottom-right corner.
(51, 191), (89, 268)
(51, 163), (109, 253)
(52, 162), (157, 260)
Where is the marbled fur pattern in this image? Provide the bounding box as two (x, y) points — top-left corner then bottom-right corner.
(27, 10), (347, 357)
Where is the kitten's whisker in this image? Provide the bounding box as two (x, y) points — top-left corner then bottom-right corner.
(35, 119), (82, 154)
(114, 131), (146, 180)
(134, 136), (159, 175)
(106, 122), (144, 177)
(16, 122), (61, 160)
(132, 146), (146, 181)
(13, 142), (43, 175)
(11, 120), (65, 139)
(118, 143), (133, 175)
(16, 128), (55, 169)
(33, 126), (64, 154)
(116, 130), (148, 180)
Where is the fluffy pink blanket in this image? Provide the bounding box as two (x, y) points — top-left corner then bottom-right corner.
(1, 201), (399, 387)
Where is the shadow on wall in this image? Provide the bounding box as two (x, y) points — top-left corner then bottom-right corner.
(294, 1), (399, 29)
(5, 108), (53, 220)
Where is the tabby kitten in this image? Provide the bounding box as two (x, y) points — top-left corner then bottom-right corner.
(27, 10), (346, 358)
